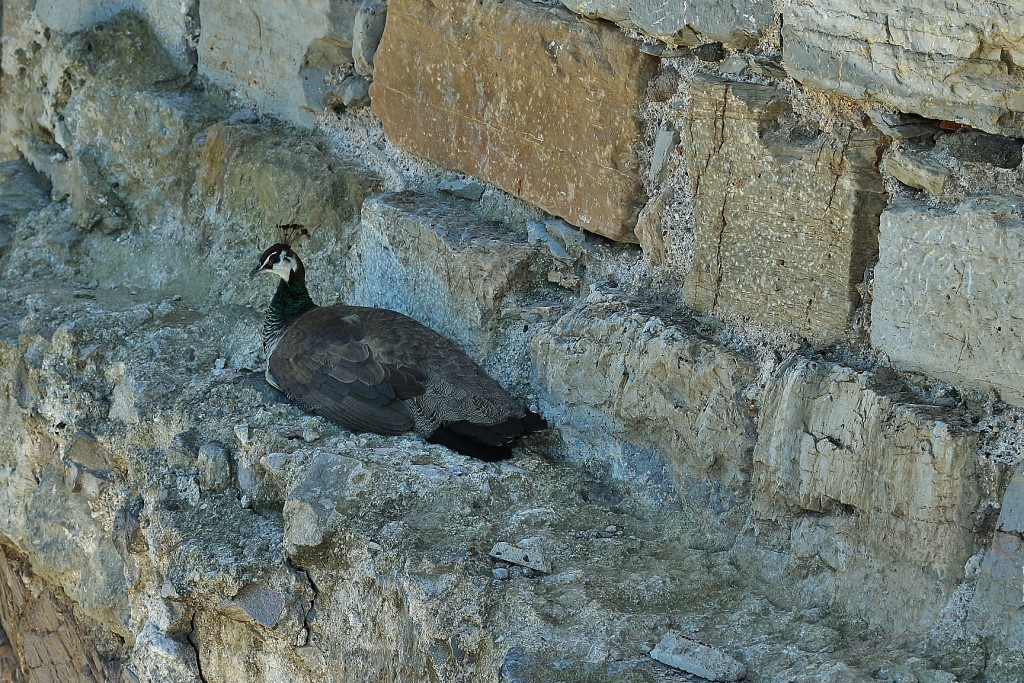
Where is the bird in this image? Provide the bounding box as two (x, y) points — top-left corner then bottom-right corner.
(250, 243), (546, 460)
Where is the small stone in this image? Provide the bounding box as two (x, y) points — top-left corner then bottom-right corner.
(198, 442), (232, 492)
(647, 65), (681, 102)
(867, 110), (939, 139)
(649, 123), (678, 187)
(438, 178), (486, 201)
(339, 75), (371, 109)
(488, 542), (551, 573)
(938, 130), (1023, 169)
(881, 148), (950, 195)
(226, 109), (258, 125)
(650, 631), (746, 682)
(605, 525), (618, 533)
(492, 567), (510, 580)
(234, 424), (252, 446)
(260, 452), (290, 477)
(692, 42), (726, 62)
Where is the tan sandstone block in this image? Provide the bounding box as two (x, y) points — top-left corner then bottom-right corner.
(371, 0), (657, 242)
(682, 76), (886, 346)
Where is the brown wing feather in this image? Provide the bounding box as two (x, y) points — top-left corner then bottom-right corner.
(269, 308), (420, 435)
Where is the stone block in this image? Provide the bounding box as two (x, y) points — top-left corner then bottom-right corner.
(682, 76), (887, 346)
(532, 299), (757, 496)
(560, 0), (773, 49)
(971, 466), (1024, 652)
(782, 0), (1024, 136)
(198, 0), (361, 127)
(196, 123), (374, 236)
(754, 357), (980, 632)
(871, 196), (1024, 408)
(350, 192), (548, 356)
(371, 0), (657, 242)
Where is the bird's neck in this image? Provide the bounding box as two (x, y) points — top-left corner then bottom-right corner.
(263, 271), (317, 354)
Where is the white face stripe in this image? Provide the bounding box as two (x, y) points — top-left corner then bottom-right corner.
(265, 252), (298, 281)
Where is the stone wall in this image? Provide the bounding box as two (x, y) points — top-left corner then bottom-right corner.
(1, 0), (1024, 682)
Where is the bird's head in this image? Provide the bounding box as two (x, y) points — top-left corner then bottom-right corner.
(250, 243), (303, 282)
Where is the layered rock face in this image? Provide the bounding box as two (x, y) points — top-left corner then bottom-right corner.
(1, 1), (1024, 683)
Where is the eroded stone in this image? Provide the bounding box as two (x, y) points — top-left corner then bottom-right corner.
(782, 0), (1024, 136)
(682, 76), (887, 346)
(754, 357), (980, 632)
(351, 192), (549, 355)
(560, 0), (772, 49)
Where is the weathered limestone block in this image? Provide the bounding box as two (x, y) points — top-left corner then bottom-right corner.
(560, 0), (773, 49)
(532, 299), (757, 498)
(0, 13), (221, 230)
(197, 123), (374, 236)
(971, 466), (1024, 652)
(198, 0), (362, 127)
(350, 192), (549, 355)
(782, 0), (1024, 136)
(682, 76), (887, 346)
(371, 0), (657, 242)
(871, 196), (1024, 408)
(754, 357), (980, 632)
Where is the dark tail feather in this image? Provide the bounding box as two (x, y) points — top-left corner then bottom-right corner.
(428, 410), (547, 461)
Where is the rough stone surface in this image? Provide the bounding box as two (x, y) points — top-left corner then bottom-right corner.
(782, 0), (1024, 136)
(650, 631), (746, 681)
(872, 196), (1024, 408)
(560, 0), (773, 49)
(938, 131), (1024, 169)
(681, 76), (887, 346)
(196, 122), (374, 237)
(753, 357), (980, 632)
(352, 0), (387, 78)
(882, 148), (950, 195)
(971, 465), (1024, 653)
(198, 0), (361, 127)
(532, 298), (758, 536)
(371, 0), (657, 242)
(3, 5), (1024, 683)
(350, 191), (550, 357)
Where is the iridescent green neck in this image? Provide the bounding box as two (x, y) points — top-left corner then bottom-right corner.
(263, 270), (317, 354)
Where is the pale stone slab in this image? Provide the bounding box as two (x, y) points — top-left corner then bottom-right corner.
(754, 357), (980, 633)
(871, 196), (1024, 408)
(782, 0), (1024, 136)
(532, 299), (757, 497)
(371, 0), (657, 242)
(561, 0), (773, 49)
(352, 192), (549, 356)
(650, 631), (746, 681)
(198, 0), (361, 127)
(682, 76), (887, 346)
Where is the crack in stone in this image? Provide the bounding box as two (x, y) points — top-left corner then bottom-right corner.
(187, 612), (209, 683)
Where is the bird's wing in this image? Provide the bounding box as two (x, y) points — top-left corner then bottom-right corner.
(269, 308), (423, 435)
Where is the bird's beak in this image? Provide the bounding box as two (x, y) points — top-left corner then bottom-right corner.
(249, 264), (267, 277)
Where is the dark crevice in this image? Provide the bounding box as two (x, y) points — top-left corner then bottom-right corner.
(187, 612), (209, 683)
